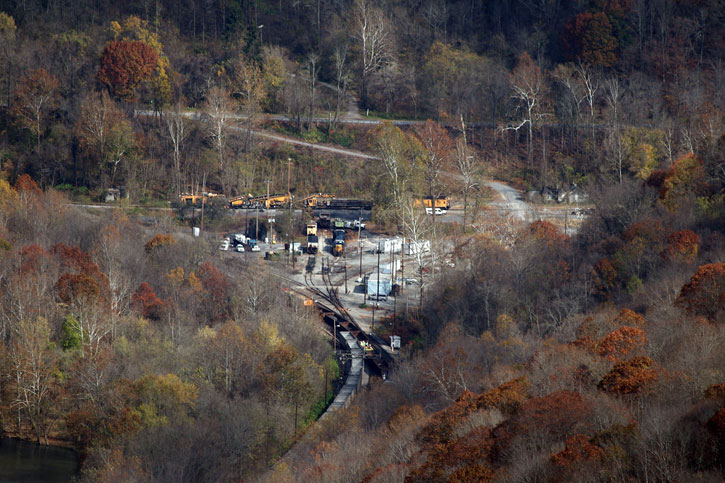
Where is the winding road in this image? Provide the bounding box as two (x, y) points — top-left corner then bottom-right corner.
(136, 110), (535, 221)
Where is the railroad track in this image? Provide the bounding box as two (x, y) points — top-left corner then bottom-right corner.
(269, 251), (394, 381)
(298, 253), (387, 367)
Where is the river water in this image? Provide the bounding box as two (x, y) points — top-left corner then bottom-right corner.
(0, 438), (80, 482)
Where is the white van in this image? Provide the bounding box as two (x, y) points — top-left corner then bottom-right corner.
(425, 207), (447, 215)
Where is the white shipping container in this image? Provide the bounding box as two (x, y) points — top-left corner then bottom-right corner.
(366, 271), (392, 298)
(377, 237), (403, 254)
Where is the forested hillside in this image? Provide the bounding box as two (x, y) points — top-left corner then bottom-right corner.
(0, 0), (723, 481)
(0, 0), (722, 200)
(0, 177), (337, 479)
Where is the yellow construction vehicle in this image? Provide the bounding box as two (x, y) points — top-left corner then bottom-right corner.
(229, 195), (251, 208)
(301, 193), (335, 208)
(180, 192), (223, 206)
(229, 193), (292, 209)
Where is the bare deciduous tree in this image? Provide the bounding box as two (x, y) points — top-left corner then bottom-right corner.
(204, 85), (232, 175)
(399, 196), (433, 306)
(333, 44), (351, 125)
(350, 0), (393, 110)
(165, 100), (188, 197)
(454, 115), (481, 229)
(506, 52), (546, 164)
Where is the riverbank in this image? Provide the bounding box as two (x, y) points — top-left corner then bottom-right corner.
(0, 438), (80, 482)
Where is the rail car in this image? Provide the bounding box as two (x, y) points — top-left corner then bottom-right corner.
(332, 229), (345, 256)
(314, 198), (373, 210)
(180, 192), (224, 206)
(317, 212), (331, 229)
(307, 234), (319, 254)
(301, 193), (335, 208)
(229, 193), (292, 209)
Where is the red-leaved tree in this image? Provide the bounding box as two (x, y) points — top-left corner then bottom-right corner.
(132, 282), (166, 320)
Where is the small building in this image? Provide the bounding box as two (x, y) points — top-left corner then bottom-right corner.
(377, 237), (403, 254)
(540, 187), (560, 204)
(564, 186), (589, 203)
(367, 271), (392, 299)
(105, 188), (121, 202)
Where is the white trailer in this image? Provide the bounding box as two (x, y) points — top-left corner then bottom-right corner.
(377, 237), (403, 254)
(366, 271), (392, 300)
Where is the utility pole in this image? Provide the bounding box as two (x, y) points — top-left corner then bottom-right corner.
(391, 243), (395, 330)
(332, 265), (337, 353)
(401, 237), (405, 293)
(344, 247), (348, 294)
(265, 179), (272, 244)
(255, 203), (259, 241)
(372, 240), (381, 333)
(287, 158), (294, 268)
(200, 172), (206, 232)
(358, 209), (363, 279)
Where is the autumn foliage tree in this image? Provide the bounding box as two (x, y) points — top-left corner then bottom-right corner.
(597, 326), (647, 362)
(10, 68), (59, 149)
(659, 153), (706, 211)
(550, 434), (605, 481)
(110, 16), (172, 106)
(661, 229), (699, 263)
(144, 233), (176, 254)
(132, 282), (166, 320)
(592, 258), (618, 297)
(97, 40), (158, 101)
(612, 308), (646, 327)
(598, 356), (658, 395)
(493, 391), (594, 460)
(562, 11), (618, 67)
(197, 262), (230, 323)
(527, 220), (569, 245)
(14, 174), (43, 202)
(676, 262), (725, 323)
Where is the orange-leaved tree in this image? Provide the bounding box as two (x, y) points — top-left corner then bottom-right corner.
(598, 356), (658, 395)
(527, 220), (569, 245)
(661, 229), (699, 264)
(97, 40), (158, 101)
(676, 262), (725, 323)
(551, 433), (605, 466)
(612, 308), (646, 327)
(597, 326), (647, 362)
(144, 233), (176, 254)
